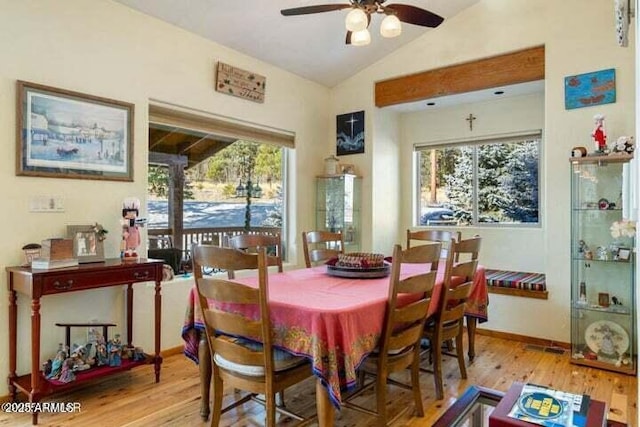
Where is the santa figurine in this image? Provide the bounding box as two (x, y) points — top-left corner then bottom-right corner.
(592, 114), (607, 153)
(121, 197), (141, 261)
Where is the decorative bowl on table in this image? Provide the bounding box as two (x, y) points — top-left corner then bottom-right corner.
(326, 252), (390, 278)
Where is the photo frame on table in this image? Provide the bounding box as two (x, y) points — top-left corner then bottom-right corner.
(67, 225), (105, 263)
(16, 80), (134, 181)
(617, 247), (631, 262)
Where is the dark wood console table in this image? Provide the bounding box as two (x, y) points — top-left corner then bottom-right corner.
(6, 258), (164, 425)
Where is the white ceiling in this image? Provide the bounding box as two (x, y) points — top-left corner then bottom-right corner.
(113, 0), (480, 88)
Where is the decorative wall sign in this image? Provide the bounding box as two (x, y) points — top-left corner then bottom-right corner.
(564, 68), (616, 110)
(336, 110), (365, 156)
(16, 81), (134, 181)
(215, 62), (265, 103)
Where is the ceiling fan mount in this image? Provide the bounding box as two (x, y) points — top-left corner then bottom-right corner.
(281, 0), (444, 45)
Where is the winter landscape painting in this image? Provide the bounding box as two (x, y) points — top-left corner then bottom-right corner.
(17, 81), (133, 181)
(336, 110), (364, 156)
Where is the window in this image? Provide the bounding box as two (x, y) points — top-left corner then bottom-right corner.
(415, 132), (541, 226)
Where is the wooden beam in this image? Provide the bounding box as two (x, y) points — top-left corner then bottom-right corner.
(375, 45), (545, 108)
(149, 152), (188, 167)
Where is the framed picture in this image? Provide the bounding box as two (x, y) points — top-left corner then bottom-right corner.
(617, 247), (631, 262)
(336, 110), (364, 156)
(16, 81), (134, 181)
(564, 68), (616, 110)
(67, 225), (105, 263)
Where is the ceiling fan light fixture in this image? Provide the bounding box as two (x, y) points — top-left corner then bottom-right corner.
(345, 8), (368, 32)
(351, 28), (371, 46)
(380, 14), (402, 38)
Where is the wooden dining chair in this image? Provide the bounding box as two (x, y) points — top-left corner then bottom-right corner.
(343, 242), (442, 425)
(301, 230), (344, 268)
(192, 244), (313, 427)
(406, 229), (461, 260)
(227, 233), (283, 279)
(421, 236), (481, 400)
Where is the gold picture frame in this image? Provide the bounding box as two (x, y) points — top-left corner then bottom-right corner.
(67, 225), (105, 263)
(17, 80), (134, 181)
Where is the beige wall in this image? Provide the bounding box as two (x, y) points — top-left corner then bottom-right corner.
(0, 0), (329, 390)
(329, 0), (635, 342)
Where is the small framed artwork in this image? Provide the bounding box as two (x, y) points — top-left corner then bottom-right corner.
(336, 110), (364, 156)
(564, 68), (616, 110)
(617, 247), (631, 262)
(16, 81), (134, 181)
(67, 225), (105, 263)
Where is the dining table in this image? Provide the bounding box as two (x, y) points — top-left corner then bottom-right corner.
(181, 261), (488, 426)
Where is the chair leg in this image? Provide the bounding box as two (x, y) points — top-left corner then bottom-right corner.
(210, 372), (224, 427)
(265, 394), (277, 427)
(456, 332), (467, 379)
(411, 355), (424, 417)
(433, 340), (444, 400)
(376, 373), (387, 427)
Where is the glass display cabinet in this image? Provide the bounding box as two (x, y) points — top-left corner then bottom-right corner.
(315, 174), (361, 252)
(570, 154), (635, 375)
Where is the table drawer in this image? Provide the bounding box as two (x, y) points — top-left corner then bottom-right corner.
(41, 265), (157, 294)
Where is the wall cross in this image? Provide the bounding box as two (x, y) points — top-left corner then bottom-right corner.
(466, 113), (476, 131)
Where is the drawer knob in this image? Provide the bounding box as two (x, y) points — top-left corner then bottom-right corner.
(134, 271), (150, 279)
(53, 280), (73, 290)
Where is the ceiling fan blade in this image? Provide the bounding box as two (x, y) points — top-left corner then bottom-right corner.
(386, 4), (444, 27)
(281, 4), (352, 16)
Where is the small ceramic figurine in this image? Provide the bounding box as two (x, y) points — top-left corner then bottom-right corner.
(57, 359), (76, 383)
(108, 334), (123, 367)
(121, 197), (141, 261)
(95, 337), (109, 367)
(133, 347), (146, 362)
(46, 346), (67, 380)
(592, 114), (607, 153)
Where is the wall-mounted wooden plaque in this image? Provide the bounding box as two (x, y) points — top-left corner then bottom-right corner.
(215, 62), (265, 103)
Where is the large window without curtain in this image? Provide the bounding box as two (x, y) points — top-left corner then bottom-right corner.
(146, 104), (291, 263)
(415, 132), (541, 226)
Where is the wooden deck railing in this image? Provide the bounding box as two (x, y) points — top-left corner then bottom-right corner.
(148, 226), (282, 252)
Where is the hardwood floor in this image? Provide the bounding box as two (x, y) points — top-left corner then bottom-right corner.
(1, 334), (636, 426)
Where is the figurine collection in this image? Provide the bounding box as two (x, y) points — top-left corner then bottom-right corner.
(42, 328), (146, 383)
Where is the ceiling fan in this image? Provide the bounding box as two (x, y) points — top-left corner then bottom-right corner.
(280, 0), (444, 46)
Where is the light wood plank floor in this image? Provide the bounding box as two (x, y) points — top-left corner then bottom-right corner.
(1, 334), (636, 426)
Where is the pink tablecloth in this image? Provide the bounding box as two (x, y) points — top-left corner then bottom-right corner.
(182, 263), (487, 408)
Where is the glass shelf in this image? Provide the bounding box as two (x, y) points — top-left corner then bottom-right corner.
(570, 157), (636, 375)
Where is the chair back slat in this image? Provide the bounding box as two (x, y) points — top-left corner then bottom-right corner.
(407, 229), (461, 260)
(211, 337), (266, 366)
(302, 230), (344, 267)
(227, 233), (283, 279)
(452, 235), (481, 262)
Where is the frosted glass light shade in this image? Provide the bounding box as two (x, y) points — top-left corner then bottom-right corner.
(380, 14), (402, 38)
(351, 29), (371, 46)
(345, 8), (368, 32)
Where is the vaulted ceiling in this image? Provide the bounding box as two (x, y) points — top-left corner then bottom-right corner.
(113, 0), (480, 88)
